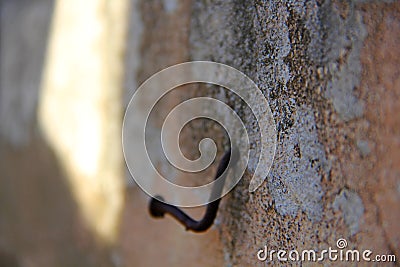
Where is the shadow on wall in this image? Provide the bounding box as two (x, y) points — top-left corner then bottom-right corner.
(0, 137), (114, 267)
(0, 0), (128, 266)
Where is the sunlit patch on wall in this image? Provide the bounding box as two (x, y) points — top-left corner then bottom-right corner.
(38, 0), (129, 244)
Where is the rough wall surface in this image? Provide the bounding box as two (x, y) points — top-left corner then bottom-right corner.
(184, 0), (399, 265)
(1, 0), (399, 266)
(124, 0), (399, 265)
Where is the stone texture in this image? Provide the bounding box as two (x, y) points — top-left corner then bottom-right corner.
(186, 0), (400, 265)
(1, 0), (399, 266)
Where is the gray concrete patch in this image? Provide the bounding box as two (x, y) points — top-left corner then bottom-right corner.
(333, 188), (365, 235)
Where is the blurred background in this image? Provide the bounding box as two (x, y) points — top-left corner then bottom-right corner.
(1, 0), (399, 266)
(0, 0), (224, 266)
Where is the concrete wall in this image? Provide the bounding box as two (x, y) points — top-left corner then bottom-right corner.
(130, 0), (399, 265)
(1, 0), (399, 266)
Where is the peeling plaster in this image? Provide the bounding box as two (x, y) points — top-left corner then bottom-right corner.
(188, 0), (379, 264)
(269, 105), (326, 221)
(322, 2), (367, 121)
(333, 188), (365, 235)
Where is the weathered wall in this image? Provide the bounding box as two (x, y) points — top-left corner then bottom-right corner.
(131, 0), (399, 265)
(1, 0), (399, 266)
(186, 0), (400, 265)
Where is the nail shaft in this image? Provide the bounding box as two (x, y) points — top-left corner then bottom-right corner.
(149, 149), (232, 232)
